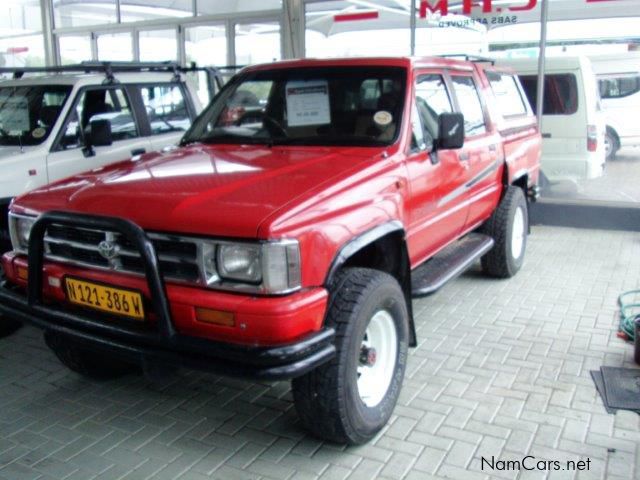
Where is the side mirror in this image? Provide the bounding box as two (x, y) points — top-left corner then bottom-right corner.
(437, 113), (465, 150)
(87, 119), (113, 148)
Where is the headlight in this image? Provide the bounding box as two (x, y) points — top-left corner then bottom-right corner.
(217, 244), (262, 283)
(9, 213), (36, 253)
(198, 239), (301, 294)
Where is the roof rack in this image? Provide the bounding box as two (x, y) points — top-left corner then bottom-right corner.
(0, 60), (243, 86)
(439, 54), (496, 65)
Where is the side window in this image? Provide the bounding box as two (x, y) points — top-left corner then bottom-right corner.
(487, 72), (528, 117)
(451, 76), (486, 137)
(598, 75), (640, 99)
(414, 74), (453, 145)
(60, 87), (138, 149)
(519, 74), (578, 115)
(140, 84), (191, 135)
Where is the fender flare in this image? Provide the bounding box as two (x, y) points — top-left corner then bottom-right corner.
(323, 220), (417, 347)
(324, 220), (405, 286)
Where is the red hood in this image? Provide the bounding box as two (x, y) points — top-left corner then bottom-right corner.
(14, 144), (380, 238)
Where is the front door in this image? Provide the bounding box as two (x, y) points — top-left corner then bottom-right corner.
(47, 86), (150, 184)
(405, 71), (469, 266)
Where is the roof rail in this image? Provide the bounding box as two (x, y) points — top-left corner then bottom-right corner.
(0, 61), (239, 80)
(439, 54), (496, 65)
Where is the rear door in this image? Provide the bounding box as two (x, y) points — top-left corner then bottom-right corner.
(519, 71), (585, 178)
(137, 83), (197, 152)
(448, 72), (502, 230)
(46, 85), (151, 184)
(405, 71), (469, 264)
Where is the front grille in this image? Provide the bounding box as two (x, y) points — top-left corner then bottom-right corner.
(44, 224), (201, 283)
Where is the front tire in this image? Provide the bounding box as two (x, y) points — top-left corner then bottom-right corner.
(0, 267), (23, 338)
(481, 186), (528, 278)
(292, 268), (409, 444)
(45, 332), (135, 380)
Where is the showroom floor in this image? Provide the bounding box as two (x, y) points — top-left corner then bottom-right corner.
(1, 226), (639, 480)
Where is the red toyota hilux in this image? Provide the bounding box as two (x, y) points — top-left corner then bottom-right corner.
(0, 57), (540, 444)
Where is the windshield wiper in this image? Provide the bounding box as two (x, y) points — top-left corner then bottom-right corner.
(198, 133), (275, 146)
(272, 135), (388, 147)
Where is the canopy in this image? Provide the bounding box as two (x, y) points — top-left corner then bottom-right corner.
(305, 0), (640, 36)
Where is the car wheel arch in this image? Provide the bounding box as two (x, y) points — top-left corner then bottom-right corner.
(324, 221), (417, 347)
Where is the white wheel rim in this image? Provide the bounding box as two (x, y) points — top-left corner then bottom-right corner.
(357, 310), (397, 408)
(511, 206), (525, 260)
(605, 136), (612, 157)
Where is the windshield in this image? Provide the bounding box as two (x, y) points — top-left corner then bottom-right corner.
(183, 66), (407, 147)
(0, 85), (72, 146)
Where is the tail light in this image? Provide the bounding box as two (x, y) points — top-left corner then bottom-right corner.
(587, 125), (598, 152)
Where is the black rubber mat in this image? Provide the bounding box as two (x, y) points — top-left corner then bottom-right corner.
(590, 370), (617, 414)
(601, 367), (640, 410)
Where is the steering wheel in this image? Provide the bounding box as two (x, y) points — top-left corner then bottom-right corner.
(262, 115), (288, 138)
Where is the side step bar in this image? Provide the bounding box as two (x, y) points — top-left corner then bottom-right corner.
(411, 233), (494, 298)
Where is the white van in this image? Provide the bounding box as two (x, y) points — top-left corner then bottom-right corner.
(496, 56), (606, 183)
(0, 62), (222, 253)
(589, 52), (640, 160)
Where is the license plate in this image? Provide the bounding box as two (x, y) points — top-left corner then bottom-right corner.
(65, 277), (145, 320)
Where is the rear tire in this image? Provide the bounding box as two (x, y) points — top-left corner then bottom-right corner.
(605, 127), (619, 161)
(292, 268), (409, 444)
(45, 332), (135, 380)
(480, 186), (528, 278)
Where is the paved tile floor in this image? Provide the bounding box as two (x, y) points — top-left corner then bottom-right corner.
(1, 226), (639, 480)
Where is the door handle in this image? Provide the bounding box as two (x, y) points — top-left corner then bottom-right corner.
(459, 151), (470, 162)
(131, 148), (146, 156)
(542, 133), (552, 139)
(488, 144), (497, 152)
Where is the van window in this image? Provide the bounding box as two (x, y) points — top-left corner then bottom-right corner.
(519, 74), (578, 115)
(451, 75), (486, 137)
(598, 75), (640, 99)
(487, 72), (528, 117)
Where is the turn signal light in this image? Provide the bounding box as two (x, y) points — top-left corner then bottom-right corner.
(195, 308), (235, 327)
(17, 266), (28, 281)
(587, 125), (598, 153)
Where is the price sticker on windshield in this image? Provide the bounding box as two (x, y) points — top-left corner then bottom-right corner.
(285, 80), (331, 127)
(0, 96), (30, 133)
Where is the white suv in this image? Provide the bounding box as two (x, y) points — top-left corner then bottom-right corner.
(0, 62), (220, 252)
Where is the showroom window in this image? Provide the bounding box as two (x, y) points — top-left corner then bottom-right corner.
(97, 32), (133, 62)
(139, 29), (178, 62)
(185, 25), (228, 105)
(451, 75), (487, 137)
(0, 0), (45, 67)
(120, 0), (192, 22)
(140, 85), (191, 135)
(53, 0), (118, 28)
(58, 34), (92, 64)
(235, 21), (282, 65)
(196, 0), (282, 16)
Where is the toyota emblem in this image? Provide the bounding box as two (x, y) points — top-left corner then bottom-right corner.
(98, 240), (118, 260)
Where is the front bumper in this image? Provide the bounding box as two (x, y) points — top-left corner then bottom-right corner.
(0, 211), (334, 380)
